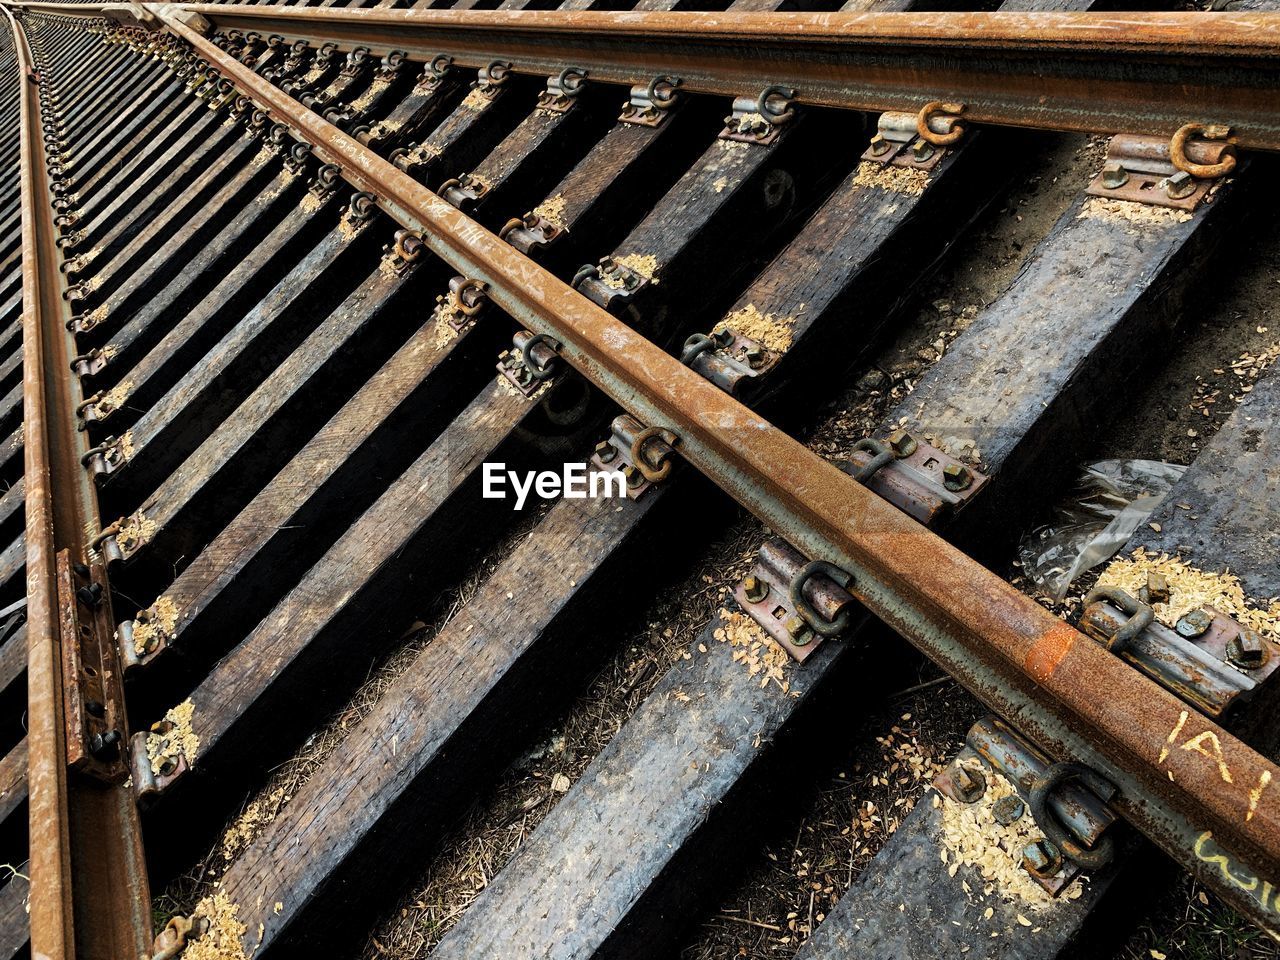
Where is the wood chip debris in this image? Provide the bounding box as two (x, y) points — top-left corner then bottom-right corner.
(298, 189), (325, 215)
(938, 766), (1084, 909)
(92, 379), (132, 419)
(254, 169), (295, 206)
(337, 211), (367, 242)
(1077, 197), (1192, 229)
(922, 432), (982, 467)
(713, 303), (796, 354)
(131, 594), (180, 655)
(183, 892), (249, 960)
(494, 353), (551, 401)
(221, 787), (288, 863)
(849, 160), (930, 197)
(431, 306), (461, 349)
(459, 88), (492, 111)
(146, 699), (201, 776)
(116, 511), (157, 553)
(349, 77), (390, 113)
(531, 193), (567, 231)
(600, 253), (660, 289)
(1097, 548), (1280, 641)
(713, 609), (790, 691)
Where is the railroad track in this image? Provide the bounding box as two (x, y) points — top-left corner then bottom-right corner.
(4, 3), (1280, 959)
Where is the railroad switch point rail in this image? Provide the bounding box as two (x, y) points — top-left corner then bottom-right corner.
(3, 2), (1280, 959)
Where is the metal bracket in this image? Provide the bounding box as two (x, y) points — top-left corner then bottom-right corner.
(718, 85), (795, 146)
(618, 76), (680, 127)
(536, 67), (587, 114)
(380, 229), (424, 278)
(574, 255), (653, 312)
(841, 429), (987, 526)
(434, 276), (490, 333)
(308, 163), (343, 205)
(497, 330), (561, 397)
(861, 110), (958, 172)
(935, 716), (1118, 894)
(338, 45), (372, 80)
(1081, 586), (1277, 718)
(501, 210), (563, 255)
(464, 60), (510, 108)
(440, 172), (490, 211)
(412, 54), (452, 93)
(1085, 132), (1233, 212)
(680, 327), (773, 396)
(57, 551), (128, 783)
(128, 720), (188, 801)
(70, 346), (109, 378)
(733, 539), (856, 663)
(82, 434), (129, 479)
(588, 414), (676, 501)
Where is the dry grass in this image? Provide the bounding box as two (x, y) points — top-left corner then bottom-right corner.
(1116, 879), (1280, 960)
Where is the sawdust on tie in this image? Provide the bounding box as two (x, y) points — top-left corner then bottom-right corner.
(938, 765), (1085, 908)
(1096, 548), (1280, 641)
(849, 160), (930, 197)
(713, 303), (796, 354)
(146, 699), (201, 776)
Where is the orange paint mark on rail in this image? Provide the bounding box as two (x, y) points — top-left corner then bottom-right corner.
(1023, 621), (1076, 683)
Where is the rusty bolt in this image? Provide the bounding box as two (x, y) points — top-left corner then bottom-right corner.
(621, 464), (644, 490)
(1142, 572), (1171, 606)
(992, 794), (1025, 826)
(1101, 161), (1129, 190)
(942, 462), (973, 492)
(1022, 839), (1064, 879)
(951, 764), (986, 803)
(745, 347), (767, 369)
(785, 616), (813, 647)
(887, 428), (918, 459)
(1227, 628), (1268, 670)
(910, 139), (935, 163)
(1176, 608), (1213, 639)
(868, 133), (891, 157)
(594, 440), (616, 464)
(743, 575), (769, 603)
(1164, 170), (1196, 200)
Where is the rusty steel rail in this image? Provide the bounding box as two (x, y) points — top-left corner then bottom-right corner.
(7, 6), (151, 960)
(151, 8), (1280, 933)
(85, 3), (1280, 153)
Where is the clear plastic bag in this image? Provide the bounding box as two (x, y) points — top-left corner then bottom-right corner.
(1018, 459), (1188, 600)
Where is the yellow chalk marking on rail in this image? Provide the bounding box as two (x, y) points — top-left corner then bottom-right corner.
(1247, 769), (1273, 823)
(1159, 710), (1189, 765)
(1180, 730), (1234, 784)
